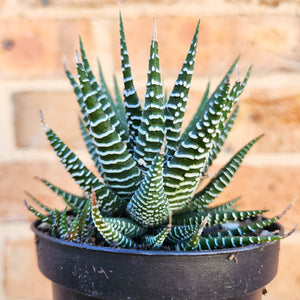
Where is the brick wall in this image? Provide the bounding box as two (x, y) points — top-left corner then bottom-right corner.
(0, 0), (299, 299)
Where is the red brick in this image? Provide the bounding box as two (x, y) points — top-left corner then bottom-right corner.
(0, 19), (94, 79)
(4, 238), (52, 299)
(226, 90), (300, 153)
(112, 16), (300, 79)
(13, 91), (85, 149)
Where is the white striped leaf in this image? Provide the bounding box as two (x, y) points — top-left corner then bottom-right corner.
(76, 58), (141, 199)
(126, 154), (169, 227)
(91, 190), (136, 248)
(192, 135), (262, 209)
(164, 20), (200, 161)
(119, 13), (142, 151)
(133, 22), (165, 170)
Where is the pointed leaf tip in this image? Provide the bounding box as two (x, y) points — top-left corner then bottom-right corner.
(24, 199), (31, 209)
(152, 18), (158, 42)
(236, 64), (241, 82)
(75, 49), (81, 64)
(39, 110), (50, 132)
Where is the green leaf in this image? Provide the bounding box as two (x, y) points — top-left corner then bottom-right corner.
(24, 199), (54, 225)
(208, 199), (296, 238)
(104, 217), (146, 239)
(78, 117), (102, 174)
(113, 75), (129, 142)
(39, 177), (88, 214)
(205, 105), (239, 169)
(173, 209), (267, 226)
(191, 135), (262, 209)
(133, 22), (165, 170)
(180, 81), (210, 144)
(119, 13), (142, 151)
(164, 77), (231, 212)
(197, 233), (284, 250)
(91, 190), (136, 248)
(58, 207), (69, 238)
(76, 199), (91, 243)
(79, 38), (127, 142)
(76, 58), (141, 199)
(164, 19), (200, 161)
(64, 62), (89, 127)
(97, 60), (115, 108)
(42, 119), (127, 216)
(126, 154), (169, 227)
(204, 197), (240, 213)
(180, 215), (209, 251)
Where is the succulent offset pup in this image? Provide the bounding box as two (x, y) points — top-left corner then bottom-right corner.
(25, 15), (296, 251)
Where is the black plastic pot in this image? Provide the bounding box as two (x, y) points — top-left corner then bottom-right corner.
(32, 220), (281, 300)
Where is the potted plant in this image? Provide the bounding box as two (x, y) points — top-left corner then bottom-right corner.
(26, 14), (296, 300)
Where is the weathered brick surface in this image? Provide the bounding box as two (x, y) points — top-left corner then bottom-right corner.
(228, 90), (300, 153)
(0, 19), (94, 79)
(4, 238), (52, 299)
(112, 16), (300, 79)
(13, 91), (85, 149)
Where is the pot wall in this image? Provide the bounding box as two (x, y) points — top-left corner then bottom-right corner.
(32, 220), (280, 300)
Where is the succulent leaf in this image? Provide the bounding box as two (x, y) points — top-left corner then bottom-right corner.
(173, 209), (267, 226)
(180, 214), (209, 251)
(164, 20), (200, 161)
(113, 75), (129, 141)
(205, 197), (240, 213)
(180, 81), (210, 144)
(91, 190), (136, 248)
(126, 154), (169, 227)
(58, 208), (69, 238)
(133, 22), (165, 170)
(79, 39), (127, 142)
(24, 199), (54, 225)
(143, 212), (172, 249)
(76, 57), (141, 199)
(39, 177), (87, 214)
(43, 122), (127, 216)
(191, 135), (262, 209)
(197, 234), (282, 250)
(205, 105), (239, 169)
(78, 117), (102, 173)
(164, 78), (231, 212)
(64, 63), (89, 127)
(119, 13), (142, 151)
(104, 217), (146, 239)
(97, 60), (115, 109)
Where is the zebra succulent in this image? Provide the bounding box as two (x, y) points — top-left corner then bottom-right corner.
(25, 15), (296, 251)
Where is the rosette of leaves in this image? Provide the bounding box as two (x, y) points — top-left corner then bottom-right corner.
(25, 15), (296, 251)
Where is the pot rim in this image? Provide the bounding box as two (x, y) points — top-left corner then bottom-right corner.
(31, 218), (281, 257)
